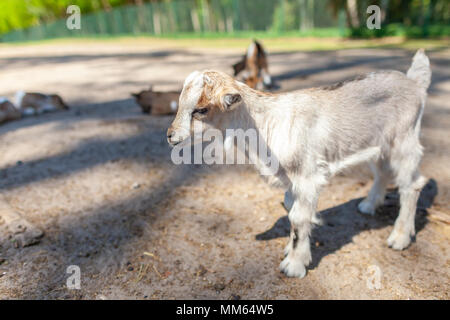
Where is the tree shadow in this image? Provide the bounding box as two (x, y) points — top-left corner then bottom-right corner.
(0, 95), (201, 297)
(256, 179), (438, 270)
(271, 49), (449, 94)
(18, 162), (204, 299)
(274, 55), (392, 82)
(0, 50), (204, 69)
(0, 124), (214, 298)
(0, 96), (177, 191)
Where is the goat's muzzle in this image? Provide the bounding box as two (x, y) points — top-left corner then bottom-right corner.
(167, 126), (188, 147)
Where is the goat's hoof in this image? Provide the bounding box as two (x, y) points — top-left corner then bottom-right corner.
(387, 230), (411, 250)
(358, 200), (376, 215)
(279, 257), (307, 278)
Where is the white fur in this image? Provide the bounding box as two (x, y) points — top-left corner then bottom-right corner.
(170, 100), (178, 112)
(169, 71), (204, 144)
(263, 74), (272, 86)
(184, 70), (203, 87)
(247, 41), (256, 59)
(15, 91), (25, 108)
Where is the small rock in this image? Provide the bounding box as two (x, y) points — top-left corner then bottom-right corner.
(0, 258), (5, 265)
(132, 183), (141, 189)
(197, 265), (207, 277)
(213, 282), (226, 291)
(127, 266), (134, 272)
(229, 294), (241, 300)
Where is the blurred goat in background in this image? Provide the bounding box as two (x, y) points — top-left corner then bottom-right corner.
(232, 40), (272, 90)
(15, 91), (69, 116)
(132, 86), (181, 115)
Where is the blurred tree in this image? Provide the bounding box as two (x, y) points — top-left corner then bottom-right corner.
(100, 0), (112, 11)
(328, 0), (361, 28)
(329, 0), (449, 27)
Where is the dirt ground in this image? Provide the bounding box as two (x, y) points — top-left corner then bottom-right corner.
(0, 41), (448, 299)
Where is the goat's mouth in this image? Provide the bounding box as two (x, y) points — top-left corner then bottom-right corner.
(167, 136), (189, 147)
(168, 140), (181, 147)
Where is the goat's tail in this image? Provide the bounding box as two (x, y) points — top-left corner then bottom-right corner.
(407, 49), (431, 91)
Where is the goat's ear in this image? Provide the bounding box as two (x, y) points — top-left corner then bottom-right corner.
(222, 93), (241, 111)
(232, 58), (246, 76)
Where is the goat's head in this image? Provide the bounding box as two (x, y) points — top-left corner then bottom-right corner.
(167, 70), (242, 146)
(50, 94), (70, 110)
(132, 86), (154, 114)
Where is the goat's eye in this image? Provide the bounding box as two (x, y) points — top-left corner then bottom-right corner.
(194, 108), (208, 115)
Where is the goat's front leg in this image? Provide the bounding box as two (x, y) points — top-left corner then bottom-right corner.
(280, 184), (319, 278)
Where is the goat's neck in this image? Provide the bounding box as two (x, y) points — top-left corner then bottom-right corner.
(225, 87), (275, 134)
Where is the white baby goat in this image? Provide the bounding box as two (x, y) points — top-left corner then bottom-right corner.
(167, 50), (431, 278)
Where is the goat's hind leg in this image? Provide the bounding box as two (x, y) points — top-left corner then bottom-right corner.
(358, 161), (390, 215)
(387, 139), (426, 250)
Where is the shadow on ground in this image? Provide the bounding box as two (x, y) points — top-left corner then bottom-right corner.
(256, 179), (438, 269)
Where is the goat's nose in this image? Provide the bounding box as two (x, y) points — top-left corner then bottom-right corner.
(167, 130), (174, 140)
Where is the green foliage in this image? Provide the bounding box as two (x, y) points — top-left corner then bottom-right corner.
(0, 0), (129, 34)
(0, 0), (36, 34)
(271, 0), (299, 32)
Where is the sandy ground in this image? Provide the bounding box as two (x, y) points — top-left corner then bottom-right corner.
(0, 42), (449, 299)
